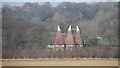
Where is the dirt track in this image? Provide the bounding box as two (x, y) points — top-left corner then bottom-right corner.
(2, 59), (118, 66)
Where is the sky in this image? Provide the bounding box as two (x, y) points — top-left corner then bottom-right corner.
(1, 0), (119, 2)
(2, 2), (60, 7)
(1, 0), (119, 7)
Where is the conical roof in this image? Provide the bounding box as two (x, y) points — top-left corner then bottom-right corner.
(75, 26), (82, 45)
(65, 25), (75, 45)
(54, 25), (63, 45)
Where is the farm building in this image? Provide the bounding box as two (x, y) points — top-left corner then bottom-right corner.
(47, 25), (83, 49)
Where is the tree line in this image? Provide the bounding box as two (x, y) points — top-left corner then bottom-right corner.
(2, 2), (118, 51)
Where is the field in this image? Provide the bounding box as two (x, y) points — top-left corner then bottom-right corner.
(2, 59), (118, 66)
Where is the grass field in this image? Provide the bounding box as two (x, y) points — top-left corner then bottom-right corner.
(2, 58), (119, 66)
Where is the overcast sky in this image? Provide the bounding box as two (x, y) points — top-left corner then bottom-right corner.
(2, 2), (60, 7)
(1, 0), (119, 2)
(1, 0), (119, 8)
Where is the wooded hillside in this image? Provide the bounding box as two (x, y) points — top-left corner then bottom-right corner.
(2, 2), (119, 58)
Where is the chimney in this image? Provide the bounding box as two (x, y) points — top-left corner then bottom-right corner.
(57, 25), (61, 31)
